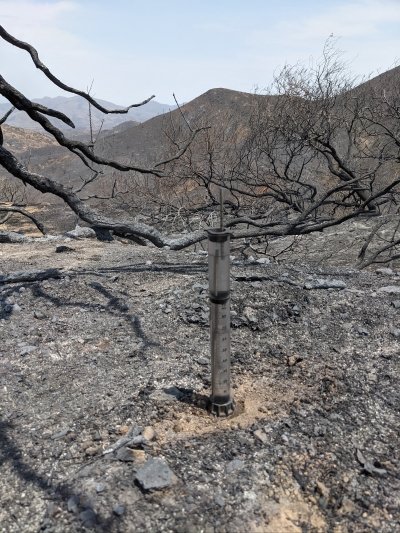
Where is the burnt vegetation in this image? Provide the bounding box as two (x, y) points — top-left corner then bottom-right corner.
(0, 30), (399, 266)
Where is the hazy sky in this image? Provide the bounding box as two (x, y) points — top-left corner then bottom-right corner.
(0, 0), (399, 105)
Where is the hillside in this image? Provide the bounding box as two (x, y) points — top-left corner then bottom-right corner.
(0, 95), (176, 133)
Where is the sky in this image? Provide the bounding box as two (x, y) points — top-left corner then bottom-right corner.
(0, 0), (399, 106)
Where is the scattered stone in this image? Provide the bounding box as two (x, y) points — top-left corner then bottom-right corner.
(391, 300), (400, 309)
(55, 245), (74, 253)
(79, 508), (97, 528)
(131, 449), (147, 464)
(173, 421), (185, 433)
(0, 231), (26, 243)
(214, 495), (225, 507)
(51, 427), (70, 440)
(256, 257), (270, 264)
(67, 496), (79, 514)
(253, 429), (268, 444)
(33, 310), (47, 319)
(65, 225), (96, 239)
(357, 326), (369, 336)
(243, 306), (258, 324)
(95, 483), (106, 493)
(116, 446), (135, 462)
(390, 327), (400, 338)
(377, 285), (400, 295)
(376, 267), (393, 275)
(316, 481), (330, 499)
(226, 459), (245, 473)
(196, 356), (209, 366)
(149, 387), (184, 402)
(19, 344), (36, 356)
(142, 426), (155, 442)
(85, 446), (99, 456)
(113, 504), (125, 516)
(12, 303), (22, 313)
(135, 458), (176, 491)
(339, 497), (356, 515)
(304, 279), (346, 290)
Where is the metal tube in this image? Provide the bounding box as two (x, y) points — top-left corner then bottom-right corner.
(207, 228), (235, 417)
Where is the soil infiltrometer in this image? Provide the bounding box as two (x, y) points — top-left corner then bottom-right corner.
(207, 191), (235, 416)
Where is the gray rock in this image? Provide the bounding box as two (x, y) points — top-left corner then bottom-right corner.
(65, 225), (96, 239)
(79, 508), (97, 528)
(254, 429), (268, 443)
(67, 496), (79, 514)
(391, 300), (400, 309)
(149, 386), (184, 403)
(33, 310), (47, 320)
(377, 286), (400, 295)
(0, 231), (26, 243)
(376, 267), (393, 275)
(113, 504), (125, 516)
(55, 245), (74, 253)
(256, 257), (270, 264)
(196, 356), (209, 366)
(243, 306), (258, 324)
(19, 344), (37, 356)
(357, 326), (369, 336)
(390, 327), (400, 338)
(304, 279), (346, 290)
(215, 495), (225, 507)
(95, 483), (106, 493)
(226, 459), (245, 473)
(135, 458), (176, 490)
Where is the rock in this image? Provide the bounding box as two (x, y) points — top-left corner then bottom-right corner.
(12, 303), (22, 313)
(65, 225), (96, 239)
(226, 459), (245, 473)
(67, 496), (79, 514)
(116, 446), (135, 462)
(85, 446), (99, 456)
(79, 508), (97, 528)
(376, 267), (393, 275)
(135, 458), (176, 491)
(196, 356), (209, 366)
(243, 306), (258, 324)
(19, 344), (36, 356)
(256, 257), (270, 264)
(149, 386), (184, 402)
(253, 429), (268, 444)
(214, 495), (225, 507)
(51, 427), (70, 440)
(173, 421), (185, 433)
(339, 497), (356, 515)
(131, 449), (146, 464)
(377, 285), (400, 295)
(142, 426), (155, 442)
(113, 504), (125, 516)
(391, 300), (400, 309)
(389, 327), (400, 338)
(55, 245), (74, 253)
(357, 326), (369, 336)
(0, 231), (26, 243)
(95, 483), (106, 493)
(33, 310), (47, 319)
(304, 279), (346, 290)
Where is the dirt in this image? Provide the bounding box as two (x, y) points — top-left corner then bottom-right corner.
(0, 235), (399, 532)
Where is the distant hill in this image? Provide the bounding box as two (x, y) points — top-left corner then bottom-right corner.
(0, 95), (176, 133)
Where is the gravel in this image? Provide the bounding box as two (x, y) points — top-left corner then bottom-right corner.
(0, 238), (399, 532)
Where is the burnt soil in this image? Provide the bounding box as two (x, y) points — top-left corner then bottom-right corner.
(0, 236), (399, 532)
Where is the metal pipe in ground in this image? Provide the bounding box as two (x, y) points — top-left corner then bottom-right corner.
(207, 228), (235, 417)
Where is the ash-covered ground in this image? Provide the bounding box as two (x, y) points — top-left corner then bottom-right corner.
(0, 235), (399, 532)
